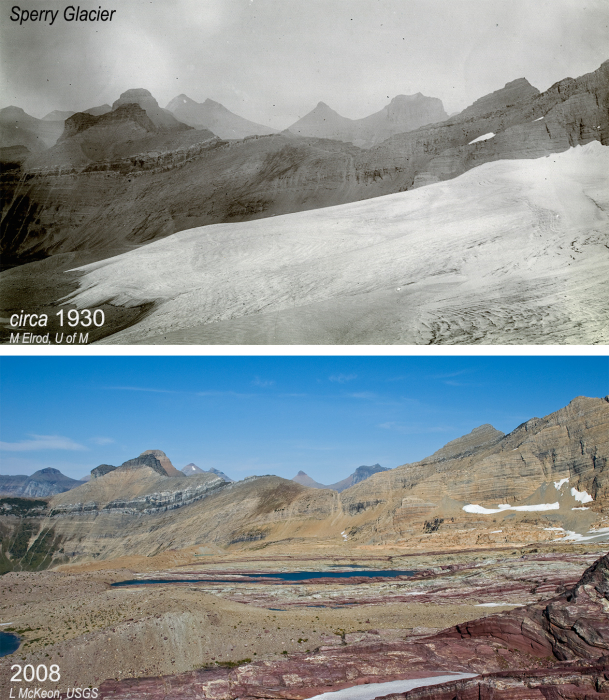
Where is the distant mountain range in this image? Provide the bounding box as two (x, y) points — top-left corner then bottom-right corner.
(181, 463), (233, 482)
(286, 93), (448, 148)
(166, 94), (277, 139)
(292, 464), (389, 493)
(0, 467), (82, 497)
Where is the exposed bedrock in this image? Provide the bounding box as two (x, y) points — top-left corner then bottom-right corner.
(93, 553), (609, 699)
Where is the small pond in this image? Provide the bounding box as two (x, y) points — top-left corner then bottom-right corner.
(112, 570), (416, 587)
(0, 631), (20, 657)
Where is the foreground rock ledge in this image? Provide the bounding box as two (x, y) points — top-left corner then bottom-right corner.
(94, 553), (609, 699)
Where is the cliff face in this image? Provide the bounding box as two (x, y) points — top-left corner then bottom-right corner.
(341, 396), (609, 542)
(111, 88), (190, 132)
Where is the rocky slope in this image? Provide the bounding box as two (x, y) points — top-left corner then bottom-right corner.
(0, 106), (64, 152)
(287, 93), (448, 147)
(0, 396), (605, 569)
(166, 94), (277, 139)
(44, 551), (608, 699)
(292, 465), (389, 492)
(0, 467), (82, 497)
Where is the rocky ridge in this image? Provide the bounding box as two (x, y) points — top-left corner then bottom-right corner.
(287, 93), (449, 147)
(292, 464), (389, 492)
(166, 94), (277, 139)
(0, 467), (82, 497)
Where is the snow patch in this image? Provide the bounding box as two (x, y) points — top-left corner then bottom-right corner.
(554, 478), (569, 490)
(469, 132), (495, 144)
(307, 673), (479, 700)
(534, 116), (544, 121)
(491, 530), (502, 533)
(475, 602), (527, 607)
(571, 487), (593, 503)
(572, 507), (589, 511)
(463, 502), (559, 514)
(544, 527), (564, 531)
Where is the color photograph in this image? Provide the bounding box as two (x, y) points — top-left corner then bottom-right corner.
(0, 355), (608, 698)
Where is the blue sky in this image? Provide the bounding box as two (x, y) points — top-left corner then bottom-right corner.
(0, 356), (607, 481)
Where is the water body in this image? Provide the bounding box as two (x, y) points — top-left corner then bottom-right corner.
(112, 570), (416, 587)
(0, 632), (20, 657)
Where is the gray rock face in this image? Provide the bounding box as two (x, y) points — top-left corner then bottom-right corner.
(0, 468), (82, 497)
(112, 88), (190, 132)
(140, 450), (183, 477)
(457, 78), (541, 119)
(90, 464), (117, 479)
(118, 454), (168, 477)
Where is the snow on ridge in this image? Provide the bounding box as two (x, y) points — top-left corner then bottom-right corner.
(469, 132), (495, 144)
(571, 487), (593, 503)
(463, 502), (559, 515)
(554, 477), (569, 490)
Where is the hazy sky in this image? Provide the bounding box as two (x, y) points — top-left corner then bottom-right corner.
(1, 356), (607, 481)
(1, 0), (607, 127)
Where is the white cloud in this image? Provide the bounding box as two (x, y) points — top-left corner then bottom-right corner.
(0, 434), (87, 452)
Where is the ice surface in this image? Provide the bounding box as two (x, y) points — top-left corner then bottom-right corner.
(66, 143), (609, 345)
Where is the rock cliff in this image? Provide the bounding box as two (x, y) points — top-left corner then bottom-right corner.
(111, 88), (190, 132)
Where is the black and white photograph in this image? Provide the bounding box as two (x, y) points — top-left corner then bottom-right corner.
(1, 0), (608, 345)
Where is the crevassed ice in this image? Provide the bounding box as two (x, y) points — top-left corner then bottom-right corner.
(463, 502), (559, 514)
(571, 487), (593, 503)
(468, 132), (495, 144)
(554, 477), (569, 490)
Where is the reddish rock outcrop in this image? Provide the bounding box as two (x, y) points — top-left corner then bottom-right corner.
(93, 553), (609, 699)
